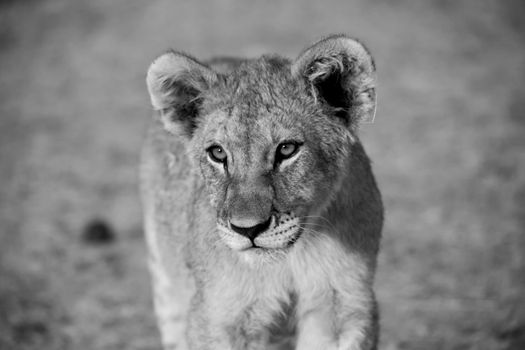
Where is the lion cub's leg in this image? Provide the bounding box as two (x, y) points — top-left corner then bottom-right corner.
(295, 289), (378, 350)
(186, 287), (289, 350)
(336, 295), (379, 350)
(291, 236), (378, 350)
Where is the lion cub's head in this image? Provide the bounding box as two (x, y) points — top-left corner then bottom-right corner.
(146, 35), (376, 256)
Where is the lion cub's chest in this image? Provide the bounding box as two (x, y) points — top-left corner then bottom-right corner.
(220, 238), (339, 319)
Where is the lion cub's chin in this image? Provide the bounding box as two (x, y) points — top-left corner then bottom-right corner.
(237, 246), (292, 265)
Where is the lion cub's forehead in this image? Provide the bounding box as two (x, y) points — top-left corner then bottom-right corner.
(201, 57), (315, 144)
(206, 57), (311, 112)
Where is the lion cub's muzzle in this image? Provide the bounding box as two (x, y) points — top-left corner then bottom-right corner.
(217, 213), (301, 251)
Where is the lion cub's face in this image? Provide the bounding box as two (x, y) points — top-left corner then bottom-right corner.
(191, 64), (349, 253)
(146, 37), (376, 257)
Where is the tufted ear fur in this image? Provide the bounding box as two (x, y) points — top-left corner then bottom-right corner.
(146, 51), (218, 136)
(292, 35), (377, 129)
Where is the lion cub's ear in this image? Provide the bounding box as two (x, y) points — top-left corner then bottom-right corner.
(146, 51), (218, 136)
(292, 35), (376, 128)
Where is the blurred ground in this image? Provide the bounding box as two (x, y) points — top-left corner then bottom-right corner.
(0, 0), (524, 349)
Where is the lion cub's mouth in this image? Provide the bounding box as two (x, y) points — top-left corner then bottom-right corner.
(217, 214), (301, 252)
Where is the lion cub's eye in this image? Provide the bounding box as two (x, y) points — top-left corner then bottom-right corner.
(275, 142), (300, 163)
(207, 145), (227, 163)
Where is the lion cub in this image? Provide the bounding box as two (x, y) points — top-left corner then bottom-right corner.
(141, 35), (383, 350)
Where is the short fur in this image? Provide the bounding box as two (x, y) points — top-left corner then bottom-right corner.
(141, 35), (383, 350)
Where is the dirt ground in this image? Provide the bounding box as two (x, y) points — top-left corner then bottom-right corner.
(0, 0), (524, 349)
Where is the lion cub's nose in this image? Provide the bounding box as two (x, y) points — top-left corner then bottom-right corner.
(230, 217), (272, 241)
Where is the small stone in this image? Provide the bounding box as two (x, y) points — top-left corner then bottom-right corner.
(81, 219), (115, 245)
